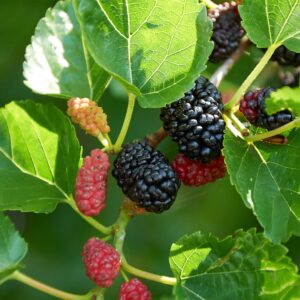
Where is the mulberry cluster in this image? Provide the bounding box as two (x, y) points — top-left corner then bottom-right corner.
(209, 1), (245, 63)
(239, 88), (294, 130)
(271, 46), (300, 67)
(67, 97), (110, 137)
(160, 76), (225, 163)
(112, 141), (180, 213)
(75, 149), (110, 216)
(82, 238), (120, 288)
(172, 154), (226, 187)
(119, 278), (152, 300)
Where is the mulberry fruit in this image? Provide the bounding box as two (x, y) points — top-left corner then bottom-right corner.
(120, 278), (152, 300)
(172, 154), (226, 187)
(160, 76), (225, 163)
(82, 238), (120, 287)
(67, 98), (110, 137)
(239, 88), (294, 130)
(113, 141), (180, 213)
(271, 46), (300, 67)
(75, 149), (109, 216)
(209, 1), (245, 63)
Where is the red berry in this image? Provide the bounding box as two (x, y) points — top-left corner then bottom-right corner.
(172, 154), (226, 187)
(75, 149), (109, 216)
(67, 98), (110, 137)
(82, 238), (121, 288)
(239, 88), (294, 130)
(120, 278), (152, 300)
(239, 90), (260, 124)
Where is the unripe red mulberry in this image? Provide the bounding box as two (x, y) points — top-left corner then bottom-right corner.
(82, 238), (121, 288)
(67, 98), (110, 137)
(172, 154), (226, 187)
(120, 278), (152, 300)
(239, 88), (294, 130)
(75, 149), (109, 216)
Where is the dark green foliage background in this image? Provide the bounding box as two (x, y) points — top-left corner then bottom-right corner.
(0, 1), (300, 299)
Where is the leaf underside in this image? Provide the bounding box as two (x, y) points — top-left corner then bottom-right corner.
(23, 0), (110, 101)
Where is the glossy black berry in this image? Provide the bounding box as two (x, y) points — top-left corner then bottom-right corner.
(160, 76), (225, 163)
(112, 141), (180, 213)
(271, 46), (300, 67)
(112, 141), (165, 194)
(209, 2), (245, 63)
(240, 88), (294, 130)
(127, 161), (180, 213)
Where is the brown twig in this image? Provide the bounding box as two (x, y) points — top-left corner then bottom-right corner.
(210, 38), (251, 88)
(146, 127), (168, 148)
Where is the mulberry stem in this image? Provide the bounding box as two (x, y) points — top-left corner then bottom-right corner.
(121, 257), (177, 286)
(112, 201), (177, 286)
(114, 93), (136, 153)
(146, 127), (168, 148)
(67, 198), (112, 235)
(225, 44), (280, 110)
(223, 114), (244, 139)
(97, 132), (109, 148)
(229, 113), (249, 136)
(245, 117), (300, 142)
(12, 271), (92, 300)
(200, 0), (218, 9)
(113, 206), (131, 253)
(104, 133), (113, 148)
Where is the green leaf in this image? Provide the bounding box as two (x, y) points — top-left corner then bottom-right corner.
(266, 86), (300, 116)
(0, 100), (81, 213)
(224, 129), (300, 243)
(0, 213), (27, 284)
(169, 229), (299, 300)
(24, 0), (111, 100)
(239, 0), (300, 51)
(73, 0), (213, 108)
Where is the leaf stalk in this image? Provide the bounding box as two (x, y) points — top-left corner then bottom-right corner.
(245, 117), (300, 142)
(225, 44), (280, 109)
(114, 93), (136, 153)
(12, 271), (92, 300)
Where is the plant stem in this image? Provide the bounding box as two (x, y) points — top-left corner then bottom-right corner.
(200, 0), (218, 9)
(97, 132), (109, 148)
(114, 93), (136, 153)
(223, 114), (244, 139)
(225, 44), (279, 110)
(104, 133), (113, 149)
(121, 269), (129, 281)
(245, 117), (300, 142)
(228, 112), (249, 136)
(113, 206), (131, 253)
(67, 199), (112, 235)
(146, 127), (169, 148)
(121, 257), (177, 286)
(210, 38), (251, 88)
(111, 202), (176, 286)
(12, 271), (92, 300)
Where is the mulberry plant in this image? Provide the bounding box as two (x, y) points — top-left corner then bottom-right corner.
(2, 0), (300, 300)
